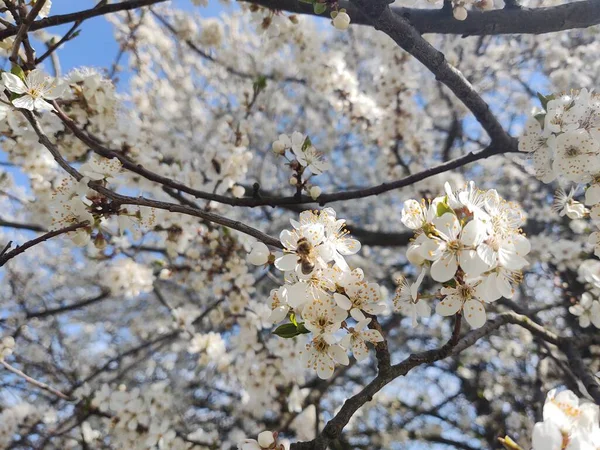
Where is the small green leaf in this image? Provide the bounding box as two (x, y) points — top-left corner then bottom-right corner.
(536, 92), (555, 111)
(296, 322), (310, 334)
(444, 279), (458, 288)
(436, 198), (453, 217)
(10, 64), (25, 81)
(273, 323), (301, 338)
(302, 136), (312, 151)
(313, 2), (327, 14)
(253, 75), (267, 94)
(273, 321), (311, 338)
(289, 312), (298, 327)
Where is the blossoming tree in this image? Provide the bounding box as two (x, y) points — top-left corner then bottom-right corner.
(0, 0), (599, 449)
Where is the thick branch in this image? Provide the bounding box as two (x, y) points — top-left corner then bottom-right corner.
(563, 342), (600, 404)
(243, 0), (600, 36)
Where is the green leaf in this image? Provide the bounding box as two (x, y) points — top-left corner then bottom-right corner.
(273, 323), (301, 338)
(273, 321), (311, 338)
(436, 198), (453, 217)
(296, 322), (310, 334)
(10, 64), (25, 81)
(253, 75), (267, 94)
(302, 136), (312, 151)
(313, 2), (327, 14)
(298, 0), (313, 3)
(536, 92), (555, 111)
(289, 313), (298, 327)
(443, 279), (458, 289)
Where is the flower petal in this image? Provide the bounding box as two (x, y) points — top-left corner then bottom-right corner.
(431, 253), (458, 282)
(436, 295), (462, 317)
(463, 300), (486, 328)
(2, 72), (27, 94)
(274, 254), (298, 271)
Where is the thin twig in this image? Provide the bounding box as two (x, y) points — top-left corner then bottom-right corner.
(10, 0), (47, 64)
(1, 359), (73, 401)
(0, 222), (88, 267)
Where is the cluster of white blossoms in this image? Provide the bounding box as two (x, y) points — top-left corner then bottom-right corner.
(529, 389), (599, 450)
(0, 403), (41, 449)
(396, 182), (530, 328)
(247, 208), (385, 379)
(427, 0), (493, 21)
(90, 383), (191, 449)
(100, 257), (155, 298)
(570, 259), (600, 330)
(272, 132), (331, 199)
(519, 89), (600, 259)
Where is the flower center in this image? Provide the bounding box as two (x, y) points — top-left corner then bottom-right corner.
(28, 88), (41, 98)
(458, 285), (473, 300)
(448, 240), (462, 252)
(314, 337), (328, 353)
(565, 145), (580, 157)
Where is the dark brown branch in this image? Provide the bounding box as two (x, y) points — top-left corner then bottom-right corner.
(0, 219), (45, 232)
(93, 185), (284, 248)
(10, 0), (47, 65)
(26, 292), (110, 320)
(51, 101), (517, 210)
(54, 110), (518, 208)
(0, 222), (88, 267)
(563, 341), (600, 405)
(243, 0), (600, 36)
(23, 108), (284, 249)
(0, 0), (170, 41)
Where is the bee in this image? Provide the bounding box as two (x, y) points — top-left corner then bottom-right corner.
(296, 237), (316, 275)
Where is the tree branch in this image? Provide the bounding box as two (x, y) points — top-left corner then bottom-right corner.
(0, 221), (89, 267)
(1, 359), (73, 401)
(349, 0), (511, 146)
(0, 0), (170, 41)
(290, 311), (568, 449)
(242, 0), (600, 36)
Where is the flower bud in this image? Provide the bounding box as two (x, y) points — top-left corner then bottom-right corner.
(309, 186), (322, 199)
(272, 140), (286, 154)
(232, 185), (245, 198)
(257, 431), (275, 448)
(453, 6), (468, 20)
(332, 11), (350, 30)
